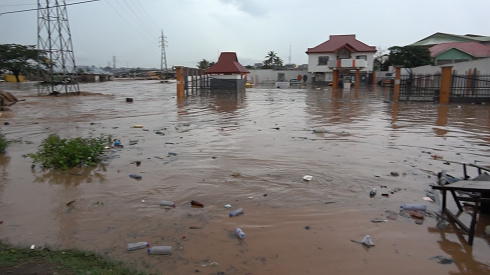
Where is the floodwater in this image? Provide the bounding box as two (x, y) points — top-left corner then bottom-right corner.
(0, 80), (489, 275)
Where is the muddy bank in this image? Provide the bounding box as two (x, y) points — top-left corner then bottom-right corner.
(0, 80), (489, 274)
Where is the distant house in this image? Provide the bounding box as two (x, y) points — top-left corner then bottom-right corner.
(306, 34), (376, 85)
(205, 52), (249, 90)
(408, 32), (490, 47)
(429, 42), (490, 65)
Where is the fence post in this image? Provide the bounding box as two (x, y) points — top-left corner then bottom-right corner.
(393, 67), (401, 101)
(332, 69), (339, 89)
(176, 66), (184, 98)
(355, 69), (360, 90)
(440, 66), (453, 104)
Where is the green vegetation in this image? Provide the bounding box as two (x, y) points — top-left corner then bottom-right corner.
(197, 59), (215, 69)
(0, 134), (7, 153)
(0, 241), (146, 274)
(0, 44), (48, 82)
(29, 134), (112, 170)
(263, 51), (284, 69)
(387, 46), (432, 68)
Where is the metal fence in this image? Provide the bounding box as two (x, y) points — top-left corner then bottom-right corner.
(398, 73), (490, 103)
(450, 73), (490, 103)
(399, 74), (441, 102)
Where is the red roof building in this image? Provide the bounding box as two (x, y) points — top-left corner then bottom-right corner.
(306, 34), (376, 86)
(205, 52), (250, 75)
(430, 42), (490, 58)
(306, 34), (376, 54)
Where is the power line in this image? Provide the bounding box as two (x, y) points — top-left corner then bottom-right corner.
(0, 0), (100, 16)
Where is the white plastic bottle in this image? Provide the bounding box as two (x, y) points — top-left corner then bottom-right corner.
(159, 200), (176, 207)
(126, 242), (149, 251)
(147, 246), (172, 255)
(229, 208), (244, 217)
(235, 228), (245, 239)
(400, 203), (426, 211)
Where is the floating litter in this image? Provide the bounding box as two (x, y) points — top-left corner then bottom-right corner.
(361, 235), (375, 247)
(224, 204), (232, 208)
(303, 175), (313, 181)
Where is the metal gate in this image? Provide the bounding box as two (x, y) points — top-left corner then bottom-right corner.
(399, 74), (441, 102)
(450, 73), (490, 103)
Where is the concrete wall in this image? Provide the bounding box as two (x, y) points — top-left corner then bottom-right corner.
(247, 69), (310, 85)
(411, 57), (490, 75)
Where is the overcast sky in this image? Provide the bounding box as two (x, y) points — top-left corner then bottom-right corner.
(1, 0), (489, 69)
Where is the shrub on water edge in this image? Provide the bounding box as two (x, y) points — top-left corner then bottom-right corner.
(29, 134), (113, 170)
(0, 134), (7, 153)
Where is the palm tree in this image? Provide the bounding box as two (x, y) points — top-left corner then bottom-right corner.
(263, 51), (277, 66)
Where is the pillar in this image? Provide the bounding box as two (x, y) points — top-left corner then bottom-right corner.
(372, 71), (376, 87)
(355, 69), (360, 90)
(176, 66), (184, 98)
(393, 67), (401, 101)
(440, 66), (452, 104)
(332, 70), (339, 89)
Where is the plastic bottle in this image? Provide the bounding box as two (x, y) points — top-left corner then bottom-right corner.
(129, 174), (142, 179)
(147, 246), (172, 255)
(235, 228), (245, 239)
(126, 242), (149, 251)
(400, 203), (426, 211)
(159, 200), (175, 207)
(229, 208), (244, 217)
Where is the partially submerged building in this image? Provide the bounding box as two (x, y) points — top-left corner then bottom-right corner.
(306, 34), (376, 87)
(205, 52), (249, 91)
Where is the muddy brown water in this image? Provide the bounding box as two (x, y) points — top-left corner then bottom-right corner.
(0, 80), (489, 274)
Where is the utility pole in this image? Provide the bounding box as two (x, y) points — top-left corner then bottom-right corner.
(37, 0), (80, 95)
(160, 29), (168, 75)
(112, 55), (116, 72)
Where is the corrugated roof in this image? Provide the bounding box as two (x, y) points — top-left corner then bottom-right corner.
(430, 42), (490, 57)
(409, 32), (490, 47)
(204, 52), (249, 74)
(305, 34), (376, 54)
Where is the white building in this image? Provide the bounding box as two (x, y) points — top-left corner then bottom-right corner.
(306, 34), (376, 85)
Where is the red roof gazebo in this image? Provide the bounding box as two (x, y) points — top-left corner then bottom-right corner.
(205, 52), (249, 75)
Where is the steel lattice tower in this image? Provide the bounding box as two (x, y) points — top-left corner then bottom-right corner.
(160, 30), (168, 75)
(37, 0), (79, 95)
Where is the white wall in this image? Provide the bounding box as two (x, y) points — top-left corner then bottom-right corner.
(411, 57), (490, 75)
(247, 69), (310, 85)
(307, 52), (375, 73)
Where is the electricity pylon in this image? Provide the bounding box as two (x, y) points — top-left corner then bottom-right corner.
(160, 30), (168, 75)
(37, 0), (80, 95)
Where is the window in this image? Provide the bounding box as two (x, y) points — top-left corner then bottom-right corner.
(277, 73), (285, 82)
(337, 48), (351, 59)
(356, 55), (367, 60)
(318, 56), (329, 65)
(315, 73), (325, 82)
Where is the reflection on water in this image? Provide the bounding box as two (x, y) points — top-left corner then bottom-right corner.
(0, 81), (489, 274)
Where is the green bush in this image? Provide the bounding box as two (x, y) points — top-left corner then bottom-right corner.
(29, 134), (112, 170)
(0, 134), (7, 153)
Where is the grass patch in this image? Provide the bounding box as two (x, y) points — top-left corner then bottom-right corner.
(0, 134), (7, 153)
(29, 134), (113, 170)
(0, 241), (146, 274)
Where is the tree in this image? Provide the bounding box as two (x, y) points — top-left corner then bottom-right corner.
(197, 59), (215, 69)
(373, 46), (389, 71)
(386, 46), (432, 68)
(263, 51), (284, 69)
(0, 44), (45, 82)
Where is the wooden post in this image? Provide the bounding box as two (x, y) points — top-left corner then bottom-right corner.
(440, 66), (452, 104)
(332, 70), (339, 89)
(355, 69), (360, 90)
(176, 66), (184, 98)
(393, 67), (401, 101)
